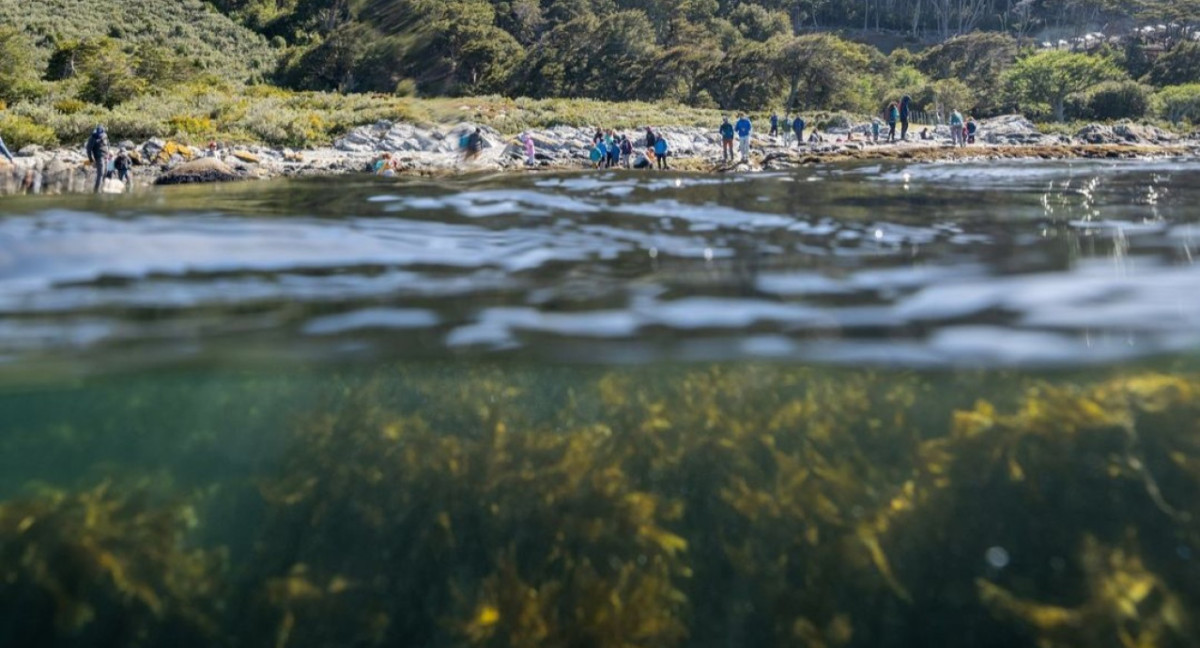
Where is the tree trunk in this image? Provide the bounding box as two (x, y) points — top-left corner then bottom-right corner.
(1054, 96), (1066, 122)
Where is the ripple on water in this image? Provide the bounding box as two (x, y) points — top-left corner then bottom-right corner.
(4, 161), (1200, 370)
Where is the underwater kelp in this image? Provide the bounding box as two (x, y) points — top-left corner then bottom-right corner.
(3, 366), (1200, 648)
(873, 374), (1200, 648)
(0, 481), (226, 648)
(248, 376), (690, 648)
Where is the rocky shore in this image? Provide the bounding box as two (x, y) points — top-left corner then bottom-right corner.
(0, 115), (1194, 195)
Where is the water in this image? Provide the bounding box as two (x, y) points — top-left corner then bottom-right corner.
(2, 160), (1200, 647)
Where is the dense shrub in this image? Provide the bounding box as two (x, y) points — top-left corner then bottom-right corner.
(1156, 83), (1200, 124)
(0, 113), (58, 149)
(1067, 80), (1151, 120)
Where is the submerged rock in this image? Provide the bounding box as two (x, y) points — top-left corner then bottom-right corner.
(155, 158), (240, 185)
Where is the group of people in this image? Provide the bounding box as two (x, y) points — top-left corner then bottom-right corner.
(590, 127), (670, 170)
(85, 125), (132, 193)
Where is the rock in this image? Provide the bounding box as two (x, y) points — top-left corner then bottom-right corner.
(1076, 124), (1118, 144)
(17, 145), (42, 156)
(981, 115), (1041, 144)
(118, 140), (135, 150)
(232, 150), (261, 164)
(155, 158), (240, 186)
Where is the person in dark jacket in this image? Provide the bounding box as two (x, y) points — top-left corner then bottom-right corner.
(644, 127), (657, 149)
(620, 136), (634, 169)
(86, 125), (109, 193)
(899, 95), (911, 141)
(769, 112), (779, 137)
(719, 117), (734, 164)
(791, 115), (805, 147)
(465, 128), (484, 160)
(114, 148), (132, 186)
(885, 103), (898, 143)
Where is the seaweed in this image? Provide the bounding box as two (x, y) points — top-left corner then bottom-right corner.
(0, 481), (227, 648)
(4, 366), (1200, 648)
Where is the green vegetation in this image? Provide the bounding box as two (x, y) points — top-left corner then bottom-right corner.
(3, 0), (1200, 148)
(4, 366), (1200, 647)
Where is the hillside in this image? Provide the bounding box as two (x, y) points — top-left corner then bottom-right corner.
(0, 0), (277, 82)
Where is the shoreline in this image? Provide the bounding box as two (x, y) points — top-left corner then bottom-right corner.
(2, 116), (1196, 195)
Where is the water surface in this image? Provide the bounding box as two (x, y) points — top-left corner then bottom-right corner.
(2, 160), (1199, 648)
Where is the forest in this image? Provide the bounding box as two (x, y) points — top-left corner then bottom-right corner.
(4, 0), (1200, 150)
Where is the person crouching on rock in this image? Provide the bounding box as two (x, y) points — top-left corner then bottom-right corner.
(966, 117), (977, 145)
(114, 148), (132, 188)
(86, 125), (109, 193)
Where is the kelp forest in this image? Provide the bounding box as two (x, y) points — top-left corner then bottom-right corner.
(1, 363), (1198, 647)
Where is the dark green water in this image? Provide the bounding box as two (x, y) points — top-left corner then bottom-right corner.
(3, 161), (1200, 647)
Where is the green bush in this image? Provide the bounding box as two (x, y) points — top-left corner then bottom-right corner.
(1067, 80), (1151, 120)
(1156, 83), (1200, 125)
(0, 113), (59, 149)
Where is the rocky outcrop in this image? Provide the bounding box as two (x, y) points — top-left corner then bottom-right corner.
(1076, 121), (1177, 145)
(155, 158), (240, 185)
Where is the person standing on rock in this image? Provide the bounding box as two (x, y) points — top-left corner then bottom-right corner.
(769, 112), (779, 137)
(86, 125), (109, 193)
(885, 103), (899, 143)
(523, 133), (536, 166)
(620, 136), (633, 169)
(899, 96), (912, 141)
(654, 136), (669, 170)
(792, 115), (805, 147)
(871, 119), (881, 143)
(719, 117), (735, 164)
(645, 127), (657, 150)
(114, 148), (132, 188)
(465, 128), (484, 161)
(950, 110), (965, 147)
(735, 113), (752, 162)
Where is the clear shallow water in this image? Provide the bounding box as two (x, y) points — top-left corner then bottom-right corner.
(3, 161), (1200, 648)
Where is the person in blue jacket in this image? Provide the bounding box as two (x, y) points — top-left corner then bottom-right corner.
(719, 117), (734, 164)
(791, 115), (805, 148)
(769, 112), (779, 137)
(0, 133), (13, 165)
(735, 113), (752, 161)
(653, 136), (669, 170)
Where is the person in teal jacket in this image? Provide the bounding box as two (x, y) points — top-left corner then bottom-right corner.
(654, 136), (669, 170)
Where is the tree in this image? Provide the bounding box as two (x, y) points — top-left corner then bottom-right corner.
(76, 40), (148, 108)
(1145, 41), (1200, 87)
(1002, 50), (1125, 122)
(772, 33), (875, 113)
(917, 32), (1016, 115)
(0, 27), (38, 103)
